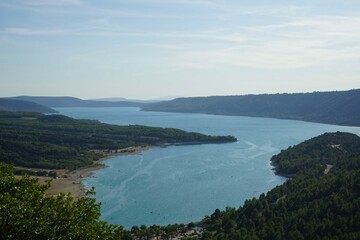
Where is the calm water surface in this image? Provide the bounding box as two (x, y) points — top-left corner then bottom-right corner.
(56, 107), (360, 228)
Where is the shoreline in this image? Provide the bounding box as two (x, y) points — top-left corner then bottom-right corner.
(16, 146), (151, 200)
(16, 140), (231, 200)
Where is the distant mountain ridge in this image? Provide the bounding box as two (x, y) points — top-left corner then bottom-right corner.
(89, 97), (128, 102)
(142, 89), (360, 126)
(90, 96), (176, 103)
(0, 98), (57, 113)
(9, 96), (144, 108)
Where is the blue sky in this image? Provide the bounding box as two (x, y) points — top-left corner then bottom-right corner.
(0, 0), (359, 99)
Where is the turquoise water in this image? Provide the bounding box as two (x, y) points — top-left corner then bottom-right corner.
(57, 107), (360, 229)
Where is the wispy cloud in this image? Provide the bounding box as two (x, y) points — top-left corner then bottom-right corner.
(119, 0), (220, 8)
(80, 31), (248, 44)
(0, 0), (81, 9)
(5, 27), (63, 36)
(1, 1), (360, 71)
(21, 0), (81, 6)
(165, 15), (360, 70)
(240, 5), (304, 16)
(1, 0), (359, 97)
(3, 24), (249, 46)
(169, 43), (359, 70)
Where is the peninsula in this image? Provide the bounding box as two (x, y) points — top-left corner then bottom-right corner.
(0, 110), (236, 197)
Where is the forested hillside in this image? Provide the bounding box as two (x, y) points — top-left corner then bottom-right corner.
(0, 111), (236, 169)
(271, 132), (360, 176)
(197, 132), (360, 239)
(0, 98), (57, 113)
(142, 89), (360, 126)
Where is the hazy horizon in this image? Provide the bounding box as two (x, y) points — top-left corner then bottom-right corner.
(1, 0), (359, 99)
(2, 88), (359, 102)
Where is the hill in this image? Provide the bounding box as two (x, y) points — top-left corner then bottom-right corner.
(196, 132), (360, 239)
(9, 96), (144, 108)
(142, 89), (360, 126)
(270, 132), (360, 176)
(0, 98), (57, 113)
(0, 111), (236, 169)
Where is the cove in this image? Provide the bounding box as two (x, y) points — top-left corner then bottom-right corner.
(56, 107), (360, 229)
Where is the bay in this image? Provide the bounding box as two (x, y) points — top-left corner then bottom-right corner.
(56, 107), (360, 229)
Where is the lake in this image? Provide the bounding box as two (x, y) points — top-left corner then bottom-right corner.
(56, 107), (360, 229)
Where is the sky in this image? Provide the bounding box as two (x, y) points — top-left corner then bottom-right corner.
(0, 0), (359, 100)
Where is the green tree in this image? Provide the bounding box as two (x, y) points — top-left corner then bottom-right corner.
(0, 163), (123, 240)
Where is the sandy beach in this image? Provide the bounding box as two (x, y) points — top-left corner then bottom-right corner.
(15, 146), (150, 200)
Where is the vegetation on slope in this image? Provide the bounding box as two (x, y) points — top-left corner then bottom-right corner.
(0, 111), (236, 169)
(0, 98), (57, 113)
(142, 89), (360, 126)
(0, 163), (124, 240)
(270, 132), (360, 176)
(197, 132), (360, 240)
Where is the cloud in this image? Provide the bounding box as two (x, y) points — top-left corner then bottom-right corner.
(22, 0), (81, 5)
(166, 15), (360, 70)
(5, 27), (63, 36)
(244, 15), (360, 53)
(168, 43), (359, 70)
(0, 0), (81, 8)
(118, 0), (220, 7)
(240, 5), (304, 17)
(2, 0), (360, 72)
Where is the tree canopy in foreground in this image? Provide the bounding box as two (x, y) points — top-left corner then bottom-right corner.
(0, 163), (125, 240)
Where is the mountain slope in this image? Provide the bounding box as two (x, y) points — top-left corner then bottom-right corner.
(142, 89), (360, 126)
(199, 132), (360, 240)
(270, 132), (360, 176)
(0, 98), (57, 113)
